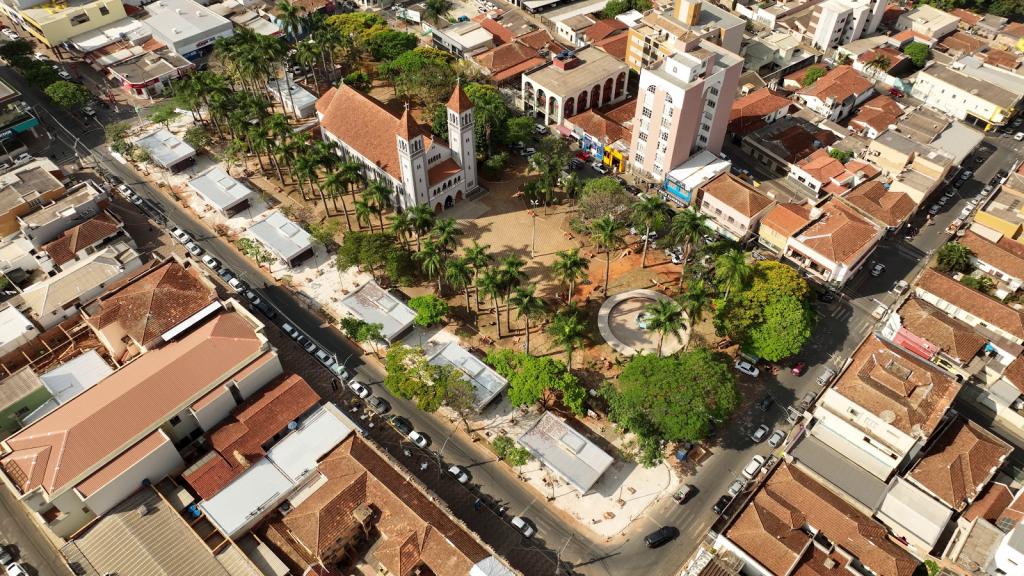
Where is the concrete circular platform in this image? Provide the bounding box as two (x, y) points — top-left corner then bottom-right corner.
(598, 289), (688, 356)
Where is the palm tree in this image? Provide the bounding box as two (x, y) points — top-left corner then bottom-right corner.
(409, 205), (435, 250)
(464, 241), (492, 309)
(354, 198), (374, 231)
(424, 0), (452, 24)
(551, 248), (590, 305)
(562, 173), (582, 205)
(548, 309), (585, 369)
(477, 269), (503, 338)
(865, 54), (891, 73)
(643, 300), (686, 356)
(679, 278), (710, 327)
(499, 255), (527, 331)
(390, 210), (414, 248)
(445, 257), (474, 312)
(294, 40), (322, 92)
(631, 196), (668, 269)
(937, 242), (974, 273)
(321, 171), (353, 230)
(715, 249), (753, 301)
(431, 218), (463, 254)
(591, 216), (622, 298)
(510, 285), (546, 354)
(275, 0), (305, 41)
(668, 209), (710, 286)
(364, 182), (391, 231)
(338, 161), (364, 206)
(418, 240), (444, 293)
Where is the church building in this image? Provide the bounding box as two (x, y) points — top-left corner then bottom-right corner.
(316, 83), (479, 213)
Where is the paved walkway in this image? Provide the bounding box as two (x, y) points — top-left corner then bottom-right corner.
(598, 289), (688, 356)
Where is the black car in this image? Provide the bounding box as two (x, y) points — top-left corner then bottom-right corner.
(389, 415), (413, 435)
(253, 299), (277, 319)
(367, 396), (391, 415)
(0, 544), (13, 565)
(817, 290), (837, 303)
(713, 495), (733, 515)
(643, 526), (679, 548)
(757, 395), (774, 412)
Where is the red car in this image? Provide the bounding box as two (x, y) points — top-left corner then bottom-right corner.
(575, 151), (591, 161)
(889, 88), (905, 98)
(791, 361), (808, 376)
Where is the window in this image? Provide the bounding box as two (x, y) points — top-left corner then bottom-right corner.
(641, 107), (652, 118)
(665, 94), (673, 105)
(647, 84), (656, 93)
(700, 123), (710, 132)
(709, 86), (719, 96)
(634, 153), (644, 163)
(70, 12), (90, 25)
(666, 107), (674, 118)
(698, 134), (708, 144)
(169, 415), (182, 426)
(638, 132), (647, 141)
(99, 5), (109, 15)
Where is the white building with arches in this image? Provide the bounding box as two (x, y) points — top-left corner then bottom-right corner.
(520, 46), (629, 128)
(316, 84), (478, 214)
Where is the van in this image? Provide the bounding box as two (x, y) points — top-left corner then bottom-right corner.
(817, 367), (836, 386)
(643, 526), (679, 548)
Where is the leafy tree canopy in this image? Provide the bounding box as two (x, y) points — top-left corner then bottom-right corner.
(606, 349), (738, 466)
(493, 434), (532, 466)
(326, 12), (388, 43)
(339, 316), (385, 346)
(336, 231), (419, 285)
(574, 178), (635, 230)
(486, 349), (586, 415)
(0, 39), (33, 61)
(366, 29), (420, 61)
(801, 66), (827, 87)
(383, 345), (473, 412)
(408, 294), (449, 326)
(828, 148), (852, 163)
(344, 70), (371, 91)
(381, 47), (455, 105)
(44, 80), (91, 109)
(600, 0), (651, 18)
(903, 42), (930, 67)
(937, 242), (974, 274)
(748, 296), (815, 361)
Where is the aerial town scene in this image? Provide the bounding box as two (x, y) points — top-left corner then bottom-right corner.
(0, 0), (1023, 571)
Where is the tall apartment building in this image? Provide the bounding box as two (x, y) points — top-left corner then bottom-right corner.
(625, 0), (744, 72)
(628, 37), (742, 180)
(809, 0), (886, 51)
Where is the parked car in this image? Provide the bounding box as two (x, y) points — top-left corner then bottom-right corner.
(217, 268), (236, 284)
(734, 360), (759, 377)
(227, 276), (246, 291)
(791, 361), (808, 376)
(727, 478), (746, 497)
(448, 464), (471, 484)
(869, 263), (886, 277)
(5, 563), (29, 576)
(672, 484), (695, 504)
(1015, 132), (1024, 141)
(281, 322), (301, 340)
(768, 429), (787, 449)
(302, 339), (317, 354)
(712, 495), (733, 515)
(511, 516), (536, 538)
(200, 254), (220, 270)
(742, 455), (766, 479)
(928, 204), (940, 215)
(13, 153), (30, 164)
(593, 163), (609, 175)
(314, 348), (335, 369)
(82, 105), (96, 117)
(170, 227), (192, 244)
(891, 280), (909, 295)
(329, 361), (351, 380)
(367, 396), (391, 415)
(750, 424), (770, 443)
(184, 241), (203, 257)
(389, 415), (413, 435)
(409, 430), (431, 448)
(0, 544), (13, 565)
(817, 290), (837, 303)
(756, 395), (774, 412)
(643, 526), (679, 548)
(57, 69), (72, 80)
(253, 299), (276, 319)
(2, 29), (21, 40)
(347, 378), (371, 398)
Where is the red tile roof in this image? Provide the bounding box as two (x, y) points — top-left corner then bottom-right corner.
(594, 33), (628, 61)
(283, 436), (494, 573)
(1, 312), (265, 495)
(760, 202), (812, 238)
(86, 259), (218, 350)
(584, 19), (627, 42)
(908, 418), (1011, 510)
(963, 483), (1014, 523)
(447, 82), (473, 113)
(566, 98), (636, 144)
(795, 149), (847, 184)
(938, 31), (985, 54)
(516, 28), (564, 51)
(832, 334), (960, 437)
(75, 430), (169, 497)
(849, 95), (904, 135)
(916, 268), (1024, 341)
(1000, 22), (1024, 40)
(794, 199), (880, 266)
(183, 374), (319, 499)
(726, 463), (919, 576)
(41, 212), (121, 266)
(841, 179), (916, 227)
(896, 297), (986, 364)
(1004, 355), (1024, 393)
(959, 230), (1024, 280)
(984, 48), (1020, 70)
(700, 173), (774, 218)
(949, 8), (981, 26)
(798, 65), (873, 104)
(728, 89), (791, 136)
(427, 158), (462, 186)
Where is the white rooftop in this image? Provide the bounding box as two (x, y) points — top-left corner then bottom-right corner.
(143, 0), (233, 40)
(665, 151), (731, 195)
(200, 404), (355, 536)
(67, 18), (148, 52)
(517, 412), (613, 494)
(0, 306), (37, 351)
(249, 211), (312, 263)
(424, 340), (507, 408)
(135, 128), (196, 169)
(471, 556), (518, 576)
(877, 477), (953, 549)
(266, 78), (316, 116)
(188, 167), (256, 212)
(339, 281), (416, 342)
(40, 349), (113, 404)
(615, 9), (644, 27)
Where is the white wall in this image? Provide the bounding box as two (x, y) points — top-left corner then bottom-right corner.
(191, 386), (238, 431)
(80, 433), (184, 516)
(234, 352), (283, 400)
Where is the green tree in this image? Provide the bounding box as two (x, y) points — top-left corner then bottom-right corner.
(548, 308), (586, 370)
(367, 30), (421, 61)
(149, 102), (181, 127)
(961, 275), (995, 293)
(464, 82), (510, 155)
(486, 350), (586, 415)
(903, 42), (930, 67)
(591, 215), (622, 297)
(44, 81), (92, 109)
(504, 116), (534, 146)
(409, 294), (449, 326)
(552, 248), (590, 305)
(381, 48), (455, 105)
(642, 299), (686, 357)
(445, 256), (474, 312)
(383, 345), (463, 412)
(307, 219), (341, 250)
(339, 316), (385, 354)
(424, 0), (452, 23)
(183, 126), (212, 151)
(828, 148), (852, 163)
(575, 177), (633, 230)
(937, 242), (974, 273)
(606, 349), (739, 466)
(510, 285), (546, 355)
(343, 71), (371, 91)
(529, 136), (572, 205)
(477, 269), (504, 338)
(748, 296), (815, 361)
(668, 209), (710, 284)
(631, 196), (668, 268)
(0, 39), (33, 61)
(21, 60), (60, 88)
(492, 434), (531, 467)
(801, 66), (826, 86)
(237, 238), (274, 265)
(714, 248), (752, 301)
(105, 121), (133, 155)
(484, 151), (509, 173)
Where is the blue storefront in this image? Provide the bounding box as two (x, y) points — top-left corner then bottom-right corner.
(663, 175), (693, 206)
(0, 114), (39, 143)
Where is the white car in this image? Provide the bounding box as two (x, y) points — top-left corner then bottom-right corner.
(409, 430), (431, 448)
(227, 276), (245, 291)
(5, 563), (29, 576)
(170, 227), (192, 244)
(742, 455), (766, 479)
(768, 429), (787, 449)
(593, 163), (609, 175)
(314, 348), (335, 368)
(727, 478), (746, 497)
(511, 516), (536, 538)
(281, 322), (301, 340)
(82, 105), (96, 117)
(448, 464), (470, 484)
(869, 263), (885, 277)
(13, 153), (30, 165)
(734, 360), (759, 377)
(2, 29), (20, 40)
(303, 340), (317, 354)
(57, 69), (72, 80)
(750, 424), (770, 443)
(891, 280), (909, 295)
(32, 51), (46, 61)
(1015, 132), (1024, 141)
(201, 254), (221, 270)
(117, 183), (134, 198)
(347, 378), (371, 398)
(184, 241), (203, 257)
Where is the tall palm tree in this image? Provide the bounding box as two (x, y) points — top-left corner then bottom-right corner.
(477, 269), (503, 338)
(679, 278), (710, 325)
(464, 241), (492, 309)
(548, 309), (585, 369)
(510, 285), (546, 355)
(418, 240), (444, 293)
(445, 257), (474, 312)
(321, 171), (353, 230)
(354, 198), (374, 231)
(338, 161), (364, 206)
(499, 255), (527, 331)
(275, 0), (305, 41)
(390, 210), (414, 248)
(631, 196), (668, 269)
(364, 182), (391, 231)
(431, 218), (463, 253)
(715, 249), (753, 301)
(424, 0), (451, 24)
(643, 300), (686, 357)
(865, 55), (891, 73)
(294, 40), (322, 92)
(669, 209), (710, 285)
(551, 248), (590, 305)
(409, 205), (435, 250)
(591, 216), (622, 298)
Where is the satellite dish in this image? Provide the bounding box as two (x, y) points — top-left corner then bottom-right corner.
(287, 421), (298, 431)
